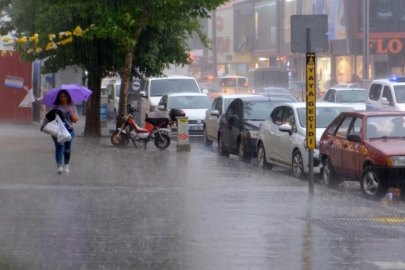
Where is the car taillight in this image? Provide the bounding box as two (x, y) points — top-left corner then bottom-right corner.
(320, 92), (324, 97)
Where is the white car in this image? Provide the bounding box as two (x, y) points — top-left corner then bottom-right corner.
(140, 76), (207, 126)
(256, 103), (355, 178)
(203, 94), (254, 146)
(366, 76), (405, 111)
(154, 93), (213, 136)
(318, 87), (367, 110)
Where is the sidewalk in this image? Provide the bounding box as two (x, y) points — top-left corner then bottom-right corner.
(74, 115), (116, 138)
(0, 121), (405, 269)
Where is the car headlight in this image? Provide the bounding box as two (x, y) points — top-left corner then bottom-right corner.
(388, 156), (405, 167)
(249, 130), (258, 138)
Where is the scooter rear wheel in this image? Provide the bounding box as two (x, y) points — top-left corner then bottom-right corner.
(111, 131), (129, 147)
(154, 133), (170, 150)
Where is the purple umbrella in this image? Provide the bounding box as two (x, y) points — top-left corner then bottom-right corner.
(42, 84), (93, 106)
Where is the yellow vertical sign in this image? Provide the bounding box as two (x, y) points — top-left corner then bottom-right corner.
(306, 53), (316, 149)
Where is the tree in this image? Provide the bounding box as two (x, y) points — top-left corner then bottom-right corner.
(1, 0), (227, 134)
(51, 0), (227, 125)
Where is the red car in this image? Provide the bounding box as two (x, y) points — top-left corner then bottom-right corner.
(319, 111), (405, 200)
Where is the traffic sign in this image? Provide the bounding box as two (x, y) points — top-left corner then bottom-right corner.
(132, 80), (141, 91)
(306, 53), (316, 149)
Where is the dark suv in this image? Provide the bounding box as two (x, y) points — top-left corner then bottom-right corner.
(218, 95), (297, 163)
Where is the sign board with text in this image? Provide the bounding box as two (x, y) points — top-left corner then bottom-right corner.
(306, 53), (316, 149)
(291, 15), (328, 53)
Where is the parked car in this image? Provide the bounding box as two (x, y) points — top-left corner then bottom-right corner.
(140, 76), (208, 125)
(365, 76), (405, 111)
(319, 111), (405, 200)
(256, 103), (355, 178)
(203, 94), (254, 147)
(155, 93), (212, 136)
(199, 83), (222, 100)
(331, 83), (359, 88)
(218, 96), (297, 163)
(318, 87), (367, 110)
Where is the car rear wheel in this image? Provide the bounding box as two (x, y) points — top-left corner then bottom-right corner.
(257, 143), (272, 170)
(218, 134), (229, 157)
(292, 150), (305, 179)
(361, 166), (389, 200)
(203, 126), (213, 147)
(238, 139), (252, 163)
(322, 157), (341, 188)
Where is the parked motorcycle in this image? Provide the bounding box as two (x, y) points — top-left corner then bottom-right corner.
(111, 105), (172, 150)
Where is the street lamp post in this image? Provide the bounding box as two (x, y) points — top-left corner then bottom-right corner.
(362, 0), (369, 80)
(212, 10), (218, 78)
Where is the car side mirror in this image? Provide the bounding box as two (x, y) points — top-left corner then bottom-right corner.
(279, 124), (293, 135)
(140, 91), (147, 98)
(348, 134), (361, 143)
(202, 89), (209, 95)
(210, 110), (220, 117)
(158, 105), (165, 110)
(381, 97), (390, 105)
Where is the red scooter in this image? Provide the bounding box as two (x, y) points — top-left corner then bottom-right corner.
(111, 105), (172, 150)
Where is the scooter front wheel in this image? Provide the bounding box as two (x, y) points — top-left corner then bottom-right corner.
(111, 131), (129, 147)
(154, 133), (170, 150)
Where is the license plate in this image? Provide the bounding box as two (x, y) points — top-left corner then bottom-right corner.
(190, 126), (203, 131)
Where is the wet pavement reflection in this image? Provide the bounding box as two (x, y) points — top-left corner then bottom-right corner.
(0, 124), (405, 269)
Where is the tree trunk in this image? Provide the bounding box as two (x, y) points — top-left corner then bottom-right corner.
(84, 70), (102, 137)
(117, 49), (133, 127)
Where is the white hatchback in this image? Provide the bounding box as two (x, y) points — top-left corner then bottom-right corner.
(256, 103), (354, 179)
(154, 93), (213, 136)
(318, 87), (367, 110)
(203, 94), (254, 146)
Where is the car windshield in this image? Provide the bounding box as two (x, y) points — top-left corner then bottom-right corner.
(150, 79), (199, 97)
(335, 90), (367, 103)
(244, 102), (276, 121)
(200, 84), (221, 93)
(225, 98), (237, 112)
(169, 96), (212, 109)
(394, 86), (405, 103)
(259, 87), (289, 93)
(297, 107), (353, 128)
(366, 116), (405, 139)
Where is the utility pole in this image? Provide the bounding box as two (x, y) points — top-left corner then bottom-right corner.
(212, 10), (218, 78)
(362, 0), (369, 80)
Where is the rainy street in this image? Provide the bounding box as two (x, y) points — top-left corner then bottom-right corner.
(0, 120), (404, 270)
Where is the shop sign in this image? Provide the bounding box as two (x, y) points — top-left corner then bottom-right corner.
(216, 16), (223, 32)
(369, 38), (403, 54)
(216, 36), (230, 53)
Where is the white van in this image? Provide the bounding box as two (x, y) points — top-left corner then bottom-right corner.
(366, 77), (405, 111)
(140, 76), (206, 123)
(106, 80), (121, 119)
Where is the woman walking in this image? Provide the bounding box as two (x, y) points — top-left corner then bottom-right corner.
(51, 90), (78, 174)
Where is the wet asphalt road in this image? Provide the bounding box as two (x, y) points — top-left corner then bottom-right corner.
(1, 122), (405, 270)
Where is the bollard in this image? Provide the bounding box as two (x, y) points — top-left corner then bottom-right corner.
(176, 116), (190, 152)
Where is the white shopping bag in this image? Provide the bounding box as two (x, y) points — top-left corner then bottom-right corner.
(42, 119), (59, 136)
(56, 115), (72, 143)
